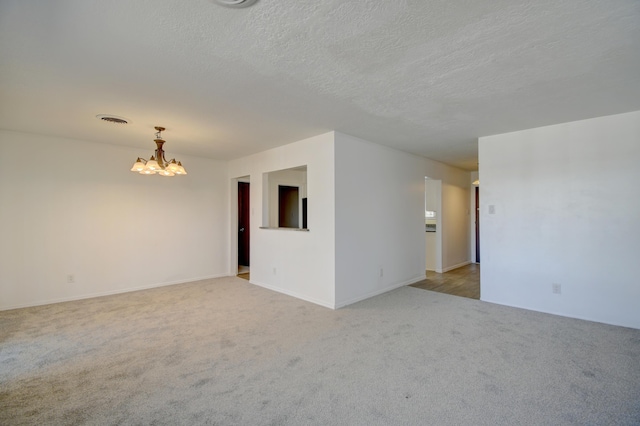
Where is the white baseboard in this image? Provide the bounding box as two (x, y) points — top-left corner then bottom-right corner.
(334, 274), (426, 309)
(248, 279), (335, 309)
(479, 297), (640, 330)
(0, 274), (228, 312)
(441, 260), (471, 273)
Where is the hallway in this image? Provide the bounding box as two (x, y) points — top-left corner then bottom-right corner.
(410, 264), (480, 300)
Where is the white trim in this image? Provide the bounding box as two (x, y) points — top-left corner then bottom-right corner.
(334, 274), (426, 309)
(441, 260), (471, 273)
(470, 171), (479, 265)
(249, 279), (334, 309)
(229, 177), (240, 276)
(0, 274), (227, 311)
(479, 298), (639, 330)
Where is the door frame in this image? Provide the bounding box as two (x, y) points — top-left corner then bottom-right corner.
(425, 177), (443, 273)
(470, 174), (480, 265)
(238, 181), (250, 266)
(475, 186), (480, 263)
(230, 176), (250, 275)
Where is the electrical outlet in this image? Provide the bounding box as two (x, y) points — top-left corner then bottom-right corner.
(488, 205), (496, 214)
(380, 268), (384, 277)
(273, 267), (276, 275)
(552, 283), (561, 294)
(67, 274), (75, 283)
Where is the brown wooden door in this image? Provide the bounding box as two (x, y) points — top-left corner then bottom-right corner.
(238, 182), (250, 266)
(278, 185), (299, 228)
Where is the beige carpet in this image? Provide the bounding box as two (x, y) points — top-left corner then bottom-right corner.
(1, 276), (639, 425)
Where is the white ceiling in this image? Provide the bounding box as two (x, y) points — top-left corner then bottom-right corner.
(1, 0), (639, 171)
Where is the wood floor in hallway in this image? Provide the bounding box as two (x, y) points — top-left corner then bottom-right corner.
(410, 263), (480, 300)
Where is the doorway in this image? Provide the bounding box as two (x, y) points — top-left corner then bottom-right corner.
(278, 185), (299, 228)
(425, 178), (442, 273)
(238, 181), (250, 279)
(411, 264), (480, 299)
(475, 186), (480, 263)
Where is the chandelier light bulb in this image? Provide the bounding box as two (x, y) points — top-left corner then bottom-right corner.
(145, 157), (160, 171)
(130, 158), (145, 172)
(167, 160), (180, 174)
(175, 162), (187, 175)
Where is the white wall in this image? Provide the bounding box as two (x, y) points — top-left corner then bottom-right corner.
(479, 111), (640, 329)
(425, 232), (437, 271)
(334, 133), (428, 307)
(0, 130), (229, 310)
(230, 131), (471, 309)
(228, 132), (336, 308)
(2, 128), (470, 312)
(441, 183), (471, 272)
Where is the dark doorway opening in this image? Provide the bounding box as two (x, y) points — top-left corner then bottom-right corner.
(302, 197), (308, 229)
(278, 185), (299, 228)
(475, 186), (480, 263)
(238, 182), (250, 267)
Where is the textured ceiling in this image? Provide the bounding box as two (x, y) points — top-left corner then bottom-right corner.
(1, 0), (639, 171)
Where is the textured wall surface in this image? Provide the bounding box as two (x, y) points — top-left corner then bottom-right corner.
(0, 130), (229, 310)
(480, 110), (640, 329)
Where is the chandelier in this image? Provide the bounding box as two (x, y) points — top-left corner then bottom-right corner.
(130, 127), (187, 176)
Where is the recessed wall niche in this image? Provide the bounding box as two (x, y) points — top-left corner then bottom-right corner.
(261, 165), (308, 230)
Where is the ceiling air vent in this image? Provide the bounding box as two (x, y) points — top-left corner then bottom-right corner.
(96, 114), (129, 124)
(212, 0), (259, 8)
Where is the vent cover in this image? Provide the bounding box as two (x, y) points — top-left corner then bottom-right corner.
(96, 114), (129, 124)
(212, 0), (258, 8)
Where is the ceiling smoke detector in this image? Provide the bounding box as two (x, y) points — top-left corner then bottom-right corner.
(96, 114), (129, 125)
(212, 0), (259, 8)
